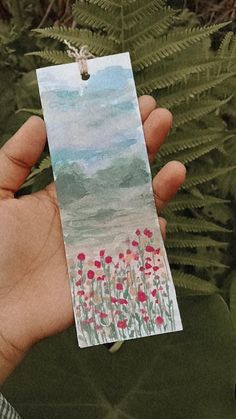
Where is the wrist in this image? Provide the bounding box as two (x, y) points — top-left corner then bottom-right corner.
(0, 332), (26, 386)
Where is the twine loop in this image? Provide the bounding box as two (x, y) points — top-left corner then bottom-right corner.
(64, 40), (95, 80)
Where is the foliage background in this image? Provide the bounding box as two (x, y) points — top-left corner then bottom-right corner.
(0, 0), (236, 418)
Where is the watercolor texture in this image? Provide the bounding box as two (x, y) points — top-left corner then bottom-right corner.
(37, 52), (182, 347)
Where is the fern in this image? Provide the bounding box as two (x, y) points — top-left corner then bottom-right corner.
(25, 0), (236, 294)
(167, 216), (231, 234)
(172, 271), (220, 294)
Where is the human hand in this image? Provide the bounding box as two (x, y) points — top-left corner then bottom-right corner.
(0, 96), (186, 383)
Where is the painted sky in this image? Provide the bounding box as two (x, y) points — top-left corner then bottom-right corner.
(37, 53), (147, 175)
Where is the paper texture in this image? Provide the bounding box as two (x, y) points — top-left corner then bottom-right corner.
(37, 52), (182, 347)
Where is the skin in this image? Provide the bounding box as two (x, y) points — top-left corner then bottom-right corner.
(0, 96), (186, 385)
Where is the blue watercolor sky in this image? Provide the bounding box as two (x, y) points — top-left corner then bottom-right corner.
(37, 53), (147, 175)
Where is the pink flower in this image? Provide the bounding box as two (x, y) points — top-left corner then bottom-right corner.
(76, 279), (82, 286)
(118, 298), (128, 305)
(87, 270), (95, 280)
(99, 312), (108, 319)
(99, 249), (105, 257)
(143, 316), (149, 322)
(94, 260), (101, 268)
(116, 283), (123, 290)
(111, 297), (117, 303)
(155, 299), (159, 304)
(156, 316), (164, 326)
(105, 255), (112, 264)
(139, 266), (145, 272)
(126, 249), (132, 255)
(114, 310), (122, 315)
(155, 248), (160, 255)
(133, 254), (139, 260)
(146, 245), (155, 253)
(144, 228), (153, 238)
(132, 240), (139, 247)
(140, 308), (146, 314)
(115, 263), (119, 269)
(146, 257), (152, 261)
(135, 229), (141, 236)
(153, 266), (159, 271)
(137, 290), (147, 302)
(145, 262), (152, 269)
(77, 269), (82, 275)
(158, 286), (163, 291)
(77, 290), (85, 296)
(77, 253), (85, 261)
(117, 319), (127, 329)
(119, 253), (124, 259)
(96, 324), (102, 331)
(151, 289), (157, 297)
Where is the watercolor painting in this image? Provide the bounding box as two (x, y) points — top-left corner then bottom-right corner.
(37, 53), (182, 347)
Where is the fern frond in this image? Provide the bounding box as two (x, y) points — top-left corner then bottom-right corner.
(169, 252), (228, 268)
(135, 60), (219, 94)
(173, 97), (232, 127)
(26, 50), (72, 65)
(160, 134), (234, 164)
(218, 31), (234, 59)
(83, 0), (121, 12)
(167, 216), (231, 233)
(132, 22), (230, 70)
(22, 156), (52, 188)
(159, 72), (236, 108)
(166, 235), (227, 248)
(158, 132), (224, 157)
(15, 108), (43, 116)
(165, 194), (229, 212)
(183, 166), (236, 189)
(73, 1), (121, 37)
(172, 270), (219, 294)
(124, 0), (164, 29)
(124, 8), (175, 48)
(32, 27), (117, 56)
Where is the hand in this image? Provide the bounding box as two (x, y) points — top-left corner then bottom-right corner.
(0, 96), (186, 383)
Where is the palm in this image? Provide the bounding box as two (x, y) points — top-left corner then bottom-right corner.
(0, 186), (72, 351)
(0, 97), (185, 354)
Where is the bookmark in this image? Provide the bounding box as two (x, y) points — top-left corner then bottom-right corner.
(36, 50), (182, 348)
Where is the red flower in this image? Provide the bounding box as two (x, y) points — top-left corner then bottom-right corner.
(99, 312), (108, 319)
(119, 253), (124, 259)
(94, 260), (101, 268)
(105, 255), (112, 264)
(143, 316), (149, 322)
(132, 240), (139, 247)
(155, 248), (160, 255)
(126, 249), (132, 255)
(99, 249), (105, 257)
(117, 319), (127, 329)
(118, 298), (128, 305)
(135, 229), (141, 236)
(77, 290), (85, 296)
(145, 262), (152, 269)
(77, 253), (85, 261)
(156, 316), (164, 326)
(155, 299), (159, 304)
(116, 283), (123, 290)
(146, 257), (152, 261)
(137, 290), (147, 302)
(76, 279), (82, 286)
(146, 245), (155, 252)
(151, 289), (157, 297)
(153, 266), (159, 271)
(77, 269), (82, 275)
(87, 270), (95, 280)
(139, 266), (145, 272)
(111, 297), (117, 303)
(133, 253), (139, 260)
(144, 228), (153, 238)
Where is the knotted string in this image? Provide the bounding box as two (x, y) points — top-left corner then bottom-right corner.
(64, 40), (95, 80)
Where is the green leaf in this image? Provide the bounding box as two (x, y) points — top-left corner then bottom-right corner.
(169, 252), (229, 269)
(230, 277), (236, 330)
(2, 295), (235, 418)
(166, 235), (227, 249)
(26, 50), (72, 65)
(165, 194), (229, 212)
(183, 166), (236, 189)
(167, 216), (231, 233)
